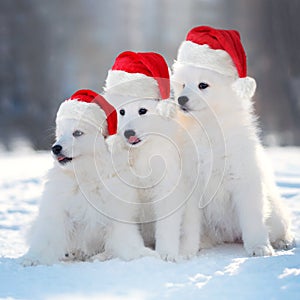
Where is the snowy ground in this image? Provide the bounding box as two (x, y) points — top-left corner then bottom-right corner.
(0, 148), (299, 300)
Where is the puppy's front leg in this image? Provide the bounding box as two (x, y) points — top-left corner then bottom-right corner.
(180, 193), (202, 259)
(105, 221), (159, 261)
(233, 177), (274, 257)
(21, 175), (69, 266)
(21, 211), (68, 266)
(155, 206), (184, 262)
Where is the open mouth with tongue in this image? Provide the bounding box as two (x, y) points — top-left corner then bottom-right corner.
(127, 135), (142, 145)
(57, 155), (73, 165)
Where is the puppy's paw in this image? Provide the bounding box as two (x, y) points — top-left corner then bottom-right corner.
(126, 247), (159, 260)
(157, 248), (179, 262)
(20, 254), (58, 266)
(139, 247), (160, 259)
(63, 250), (89, 262)
(156, 100), (177, 119)
(180, 249), (199, 260)
(106, 134), (125, 153)
(91, 251), (113, 262)
(247, 244), (274, 257)
(159, 252), (179, 262)
(272, 236), (296, 251)
(114, 246), (159, 261)
(20, 256), (40, 267)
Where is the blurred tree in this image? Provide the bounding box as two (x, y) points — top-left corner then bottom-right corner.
(249, 0), (300, 145)
(0, 0), (54, 150)
(0, 0), (299, 150)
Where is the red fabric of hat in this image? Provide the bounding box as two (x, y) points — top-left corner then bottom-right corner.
(111, 51), (170, 99)
(70, 89), (117, 135)
(186, 26), (247, 78)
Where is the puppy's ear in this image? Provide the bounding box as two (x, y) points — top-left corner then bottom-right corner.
(105, 134), (126, 153)
(156, 100), (177, 119)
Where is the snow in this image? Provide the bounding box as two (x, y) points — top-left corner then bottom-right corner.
(0, 148), (300, 300)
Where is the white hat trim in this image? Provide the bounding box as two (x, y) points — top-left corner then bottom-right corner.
(104, 70), (161, 99)
(175, 41), (238, 78)
(56, 100), (107, 131)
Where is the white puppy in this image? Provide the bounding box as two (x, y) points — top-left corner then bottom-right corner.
(107, 97), (192, 261)
(170, 26), (295, 257)
(22, 90), (156, 266)
(104, 51), (194, 260)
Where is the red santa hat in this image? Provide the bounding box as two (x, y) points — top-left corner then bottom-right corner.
(174, 26), (256, 98)
(56, 89), (117, 136)
(105, 51), (170, 100)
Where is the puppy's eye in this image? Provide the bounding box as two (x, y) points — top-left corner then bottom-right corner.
(198, 82), (209, 90)
(119, 109), (125, 116)
(73, 130), (84, 137)
(138, 108), (148, 115)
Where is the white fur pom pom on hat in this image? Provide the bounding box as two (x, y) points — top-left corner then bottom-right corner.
(232, 76), (257, 99)
(176, 26), (257, 99)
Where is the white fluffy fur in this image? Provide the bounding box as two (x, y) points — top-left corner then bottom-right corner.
(57, 100), (107, 134)
(104, 95), (193, 261)
(22, 103), (157, 266)
(232, 76), (257, 99)
(176, 42), (238, 77)
(171, 64), (295, 257)
(104, 70), (160, 99)
(156, 100), (177, 119)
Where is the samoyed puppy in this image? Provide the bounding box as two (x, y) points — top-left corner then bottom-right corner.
(104, 51), (196, 260)
(22, 90), (157, 266)
(107, 97), (193, 261)
(170, 26), (295, 256)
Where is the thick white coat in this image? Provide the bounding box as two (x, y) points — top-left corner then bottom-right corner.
(22, 108), (156, 265)
(105, 92), (193, 261)
(170, 64), (295, 256)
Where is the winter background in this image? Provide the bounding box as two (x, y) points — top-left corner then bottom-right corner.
(1, 0), (300, 299)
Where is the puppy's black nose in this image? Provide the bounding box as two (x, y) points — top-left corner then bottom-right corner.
(52, 144), (62, 155)
(178, 96), (189, 106)
(124, 130), (136, 139)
